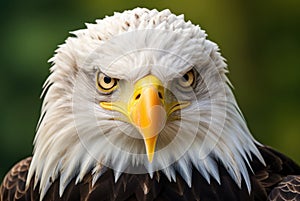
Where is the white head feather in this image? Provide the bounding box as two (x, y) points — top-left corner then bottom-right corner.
(26, 8), (265, 199)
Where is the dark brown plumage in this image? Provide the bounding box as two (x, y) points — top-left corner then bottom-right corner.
(1, 146), (299, 201)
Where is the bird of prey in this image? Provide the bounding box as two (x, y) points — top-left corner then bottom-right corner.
(1, 8), (300, 201)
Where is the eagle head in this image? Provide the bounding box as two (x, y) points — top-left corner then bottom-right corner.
(27, 8), (264, 198)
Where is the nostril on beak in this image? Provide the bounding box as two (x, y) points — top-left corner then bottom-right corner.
(135, 93), (141, 100)
(158, 92), (163, 99)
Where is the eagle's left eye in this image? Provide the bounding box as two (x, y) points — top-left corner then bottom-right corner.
(96, 72), (118, 93)
(178, 70), (196, 89)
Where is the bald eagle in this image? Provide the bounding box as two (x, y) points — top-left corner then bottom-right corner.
(1, 8), (300, 201)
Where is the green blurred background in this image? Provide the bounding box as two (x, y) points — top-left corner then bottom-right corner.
(0, 0), (299, 180)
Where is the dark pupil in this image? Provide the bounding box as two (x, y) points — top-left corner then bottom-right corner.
(183, 74), (189, 81)
(103, 76), (112, 84)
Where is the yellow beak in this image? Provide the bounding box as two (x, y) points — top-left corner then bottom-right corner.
(129, 75), (166, 162)
(100, 75), (189, 162)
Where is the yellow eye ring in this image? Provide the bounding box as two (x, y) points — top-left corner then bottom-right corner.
(178, 70), (195, 88)
(96, 72), (118, 93)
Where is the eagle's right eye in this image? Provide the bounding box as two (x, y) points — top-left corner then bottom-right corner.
(96, 72), (118, 93)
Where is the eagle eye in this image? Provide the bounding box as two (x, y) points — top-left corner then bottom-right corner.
(96, 72), (118, 93)
(178, 70), (196, 89)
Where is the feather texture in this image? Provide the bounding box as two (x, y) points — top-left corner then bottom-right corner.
(24, 9), (266, 198)
(1, 147), (300, 201)
(1, 8), (299, 201)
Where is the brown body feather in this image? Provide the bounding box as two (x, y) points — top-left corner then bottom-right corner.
(1, 146), (299, 201)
